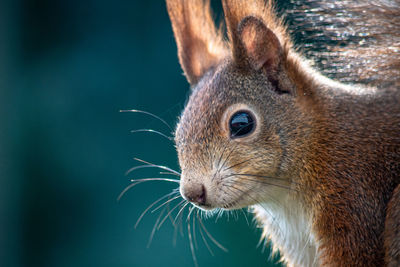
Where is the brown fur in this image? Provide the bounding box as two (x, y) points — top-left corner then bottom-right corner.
(385, 185), (400, 266)
(166, 0), (400, 266)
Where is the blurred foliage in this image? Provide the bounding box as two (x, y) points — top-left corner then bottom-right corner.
(0, 1), (291, 267)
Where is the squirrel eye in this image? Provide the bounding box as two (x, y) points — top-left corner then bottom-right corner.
(229, 110), (255, 138)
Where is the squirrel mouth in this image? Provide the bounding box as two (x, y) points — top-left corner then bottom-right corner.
(191, 202), (213, 211)
(222, 192), (247, 210)
(222, 202), (238, 210)
(221, 181), (259, 210)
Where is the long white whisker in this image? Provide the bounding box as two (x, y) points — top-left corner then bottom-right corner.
(223, 174), (295, 192)
(134, 189), (179, 228)
(130, 129), (173, 141)
(193, 210), (198, 250)
(133, 158), (181, 176)
(223, 179), (286, 208)
(172, 221), (179, 247)
(224, 185), (284, 239)
(174, 202), (189, 224)
(198, 216), (228, 252)
(159, 171), (180, 176)
(120, 109), (173, 131)
(240, 208), (250, 226)
(126, 165), (178, 176)
(197, 211), (214, 256)
(233, 209), (239, 221)
(147, 207), (166, 248)
(157, 199), (186, 230)
(126, 164), (181, 177)
(131, 178), (180, 183)
(117, 178), (179, 201)
(187, 208), (199, 267)
(186, 205), (195, 221)
(172, 202), (189, 247)
(151, 195), (181, 213)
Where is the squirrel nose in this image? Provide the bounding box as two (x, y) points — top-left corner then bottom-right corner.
(182, 184), (207, 206)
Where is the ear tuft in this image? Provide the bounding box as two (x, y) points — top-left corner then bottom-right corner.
(166, 0), (228, 85)
(238, 16), (282, 72)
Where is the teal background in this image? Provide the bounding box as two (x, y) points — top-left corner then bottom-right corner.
(0, 1), (291, 267)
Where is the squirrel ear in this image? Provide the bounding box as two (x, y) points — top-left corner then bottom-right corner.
(237, 16), (283, 72)
(166, 0), (228, 85)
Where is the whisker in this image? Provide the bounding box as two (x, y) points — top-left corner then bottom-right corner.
(217, 143), (238, 175)
(225, 210), (231, 221)
(215, 209), (224, 223)
(179, 207), (185, 237)
(151, 195), (181, 213)
(159, 171), (180, 176)
(157, 199), (186, 230)
(198, 216), (228, 252)
(163, 193), (181, 228)
(147, 207), (166, 248)
(212, 122), (256, 176)
(240, 208), (250, 226)
(174, 202), (189, 224)
(215, 140), (231, 174)
(228, 173), (294, 183)
(118, 178), (180, 201)
(222, 181), (281, 208)
(193, 210), (198, 250)
(233, 210), (239, 221)
(126, 164), (181, 176)
(135, 189), (179, 228)
(133, 158), (181, 176)
(224, 185), (284, 239)
(197, 211), (215, 256)
(222, 180), (292, 205)
(223, 180), (286, 211)
(186, 205), (196, 221)
(241, 175), (320, 194)
(262, 239), (268, 254)
(223, 155), (259, 171)
(130, 129), (173, 141)
(120, 109), (173, 132)
(130, 178), (180, 183)
(257, 237), (269, 254)
(256, 234), (265, 249)
(173, 202), (189, 247)
(224, 183), (280, 216)
(172, 220), (179, 247)
(223, 174), (296, 192)
(229, 173), (314, 192)
(187, 209), (199, 267)
(166, 202), (177, 227)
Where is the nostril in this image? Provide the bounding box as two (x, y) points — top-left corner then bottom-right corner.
(184, 184), (207, 206)
(197, 185), (206, 205)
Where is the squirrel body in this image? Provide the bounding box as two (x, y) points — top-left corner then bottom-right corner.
(166, 0), (400, 266)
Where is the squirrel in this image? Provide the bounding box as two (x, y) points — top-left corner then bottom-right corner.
(165, 0), (400, 266)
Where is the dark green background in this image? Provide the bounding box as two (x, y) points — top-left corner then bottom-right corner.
(0, 1), (290, 266)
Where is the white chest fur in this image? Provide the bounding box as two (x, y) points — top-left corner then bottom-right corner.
(252, 198), (319, 267)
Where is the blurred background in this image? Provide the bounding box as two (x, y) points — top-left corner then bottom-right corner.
(0, 1), (296, 267)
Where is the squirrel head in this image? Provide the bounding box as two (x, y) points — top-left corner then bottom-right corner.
(168, 0), (316, 210)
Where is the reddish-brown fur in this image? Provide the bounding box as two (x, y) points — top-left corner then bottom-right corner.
(167, 0), (400, 266)
(385, 186), (400, 266)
